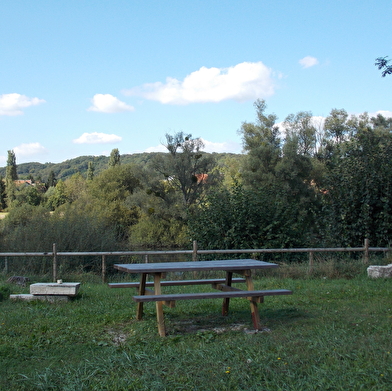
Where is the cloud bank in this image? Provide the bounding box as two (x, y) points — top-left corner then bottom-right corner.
(14, 142), (47, 157)
(371, 110), (392, 118)
(299, 56), (319, 69)
(124, 62), (275, 104)
(88, 94), (134, 113)
(0, 93), (45, 116)
(73, 132), (122, 144)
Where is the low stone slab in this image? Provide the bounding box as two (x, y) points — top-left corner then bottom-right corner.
(30, 282), (80, 296)
(10, 294), (69, 302)
(367, 264), (392, 278)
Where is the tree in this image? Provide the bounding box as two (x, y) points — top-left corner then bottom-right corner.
(6, 150), (18, 181)
(13, 185), (41, 207)
(0, 176), (6, 210)
(46, 180), (68, 210)
(284, 111), (317, 156)
(108, 148), (121, 168)
(189, 182), (319, 250)
(375, 56), (392, 77)
(87, 161), (95, 180)
(239, 99), (281, 188)
(371, 113), (392, 131)
(324, 109), (350, 144)
(46, 170), (57, 188)
(322, 115), (392, 246)
(151, 132), (217, 207)
(234, 101), (322, 248)
(5, 150), (18, 208)
(87, 164), (141, 240)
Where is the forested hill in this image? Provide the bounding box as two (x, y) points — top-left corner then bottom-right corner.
(0, 152), (241, 182)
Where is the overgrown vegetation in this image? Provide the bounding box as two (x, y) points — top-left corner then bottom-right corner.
(1, 101), (392, 252)
(0, 267), (391, 390)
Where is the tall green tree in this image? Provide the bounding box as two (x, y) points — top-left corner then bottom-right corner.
(108, 148), (121, 168)
(46, 170), (57, 188)
(322, 114), (392, 246)
(239, 99), (281, 188)
(0, 176), (6, 210)
(284, 111), (317, 156)
(324, 109), (350, 144)
(151, 132), (217, 207)
(46, 180), (68, 210)
(6, 150), (18, 181)
(5, 150), (18, 207)
(87, 161), (95, 180)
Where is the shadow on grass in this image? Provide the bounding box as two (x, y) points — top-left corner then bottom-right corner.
(150, 307), (309, 336)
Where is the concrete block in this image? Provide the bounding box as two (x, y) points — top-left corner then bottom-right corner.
(30, 282), (80, 296)
(367, 264), (392, 278)
(10, 294), (69, 302)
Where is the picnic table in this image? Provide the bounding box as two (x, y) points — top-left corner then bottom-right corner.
(112, 259), (292, 336)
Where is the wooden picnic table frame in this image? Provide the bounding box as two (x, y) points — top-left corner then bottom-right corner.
(114, 259), (291, 336)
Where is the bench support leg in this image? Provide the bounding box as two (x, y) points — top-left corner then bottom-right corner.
(245, 271), (262, 330)
(136, 273), (147, 320)
(222, 271), (233, 316)
(154, 273), (166, 337)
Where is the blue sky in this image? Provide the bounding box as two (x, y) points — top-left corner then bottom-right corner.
(1, 0), (391, 166)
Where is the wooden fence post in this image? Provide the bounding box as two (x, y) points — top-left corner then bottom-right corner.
(363, 238), (369, 264)
(192, 240), (198, 278)
(102, 255), (106, 283)
(192, 240), (198, 262)
(145, 255), (149, 263)
(53, 243), (57, 282)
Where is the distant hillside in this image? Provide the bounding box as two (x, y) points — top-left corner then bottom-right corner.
(0, 152), (242, 182)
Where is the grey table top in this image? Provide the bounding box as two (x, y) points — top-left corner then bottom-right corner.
(114, 259), (278, 274)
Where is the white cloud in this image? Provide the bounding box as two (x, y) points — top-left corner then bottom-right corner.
(144, 138), (241, 154)
(13, 142), (48, 158)
(299, 56), (319, 69)
(0, 93), (45, 116)
(124, 62), (275, 105)
(144, 144), (168, 153)
(87, 94), (135, 113)
(201, 139), (241, 153)
(370, 110), (392, 118)
(73, 132), (122, 144)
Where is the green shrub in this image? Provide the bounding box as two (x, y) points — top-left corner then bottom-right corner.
(0, 285), (11, 301)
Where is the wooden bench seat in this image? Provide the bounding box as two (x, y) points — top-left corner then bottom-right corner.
(108, 278), (246, 289)
(133, 289), (292, 303)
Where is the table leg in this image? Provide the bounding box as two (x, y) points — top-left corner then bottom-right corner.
(222, 271), (233, 316)
(245, 270), (262, 330)
(154, 273), (166, 337)
(136, 273), (147, 320)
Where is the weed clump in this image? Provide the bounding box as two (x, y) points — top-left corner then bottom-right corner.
(0, 285), (11, 301)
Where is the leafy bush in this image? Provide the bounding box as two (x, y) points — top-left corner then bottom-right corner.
(189, 184), (317, 251)
(0, 285), (10, 301)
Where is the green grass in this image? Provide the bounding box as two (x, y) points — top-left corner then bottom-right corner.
(0, 272), (391, 390)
